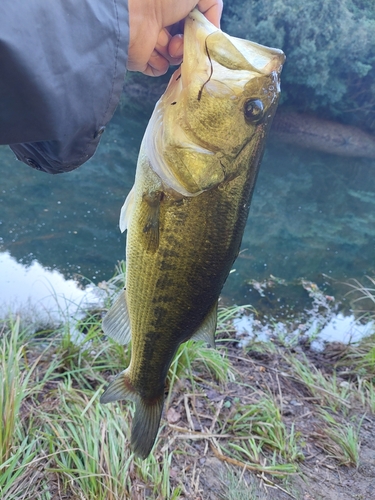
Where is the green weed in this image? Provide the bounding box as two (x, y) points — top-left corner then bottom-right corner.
(0, 317), (40, 498)
(315, 409), (363, 467)
(357, 377), (375, 412)
(341, 333), (375, 382)
(344, 276), (375, 320)
(0, 317), (33, 464)
(218, 392), (303, 471)
(285, 353), (352, 412)
(219, 467), (268, 500)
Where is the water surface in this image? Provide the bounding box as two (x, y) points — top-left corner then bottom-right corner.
(1, 104), (374, 324)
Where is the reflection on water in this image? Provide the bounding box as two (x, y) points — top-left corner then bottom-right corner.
(0, 103), (375, 326)
(234, 311), (374, 351)
(0, 251), (98, 324)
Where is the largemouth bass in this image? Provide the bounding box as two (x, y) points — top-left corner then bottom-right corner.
(101, 9), (285, 459)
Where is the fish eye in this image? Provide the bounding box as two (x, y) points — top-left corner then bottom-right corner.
(244, 99), (264, 123)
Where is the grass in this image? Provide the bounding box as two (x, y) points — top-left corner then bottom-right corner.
(312, 409), (363, 467)
(1, 316), (23, 465)
(344, 275), (375, 320)
(0, 317), (40, 499)
(219, 468), (268, 500)
(339, 332), (375, 384)
(216, 392), (302, 474)
(1, 270), (375, 498)
(0, 297), (241, 498)
(283, 353), (353, 413)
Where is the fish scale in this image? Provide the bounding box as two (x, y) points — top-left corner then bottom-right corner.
(100, 8), (285, 459)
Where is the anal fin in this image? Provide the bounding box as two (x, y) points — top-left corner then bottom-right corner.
(100, 369), (136, 403)
(102, 291), (132, 345)
(191, 301), (218, 348)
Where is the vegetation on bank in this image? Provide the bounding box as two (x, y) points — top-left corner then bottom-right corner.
(1, 270), (375, 499)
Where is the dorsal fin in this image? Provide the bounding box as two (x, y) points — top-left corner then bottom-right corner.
(102, 291), (132, 345)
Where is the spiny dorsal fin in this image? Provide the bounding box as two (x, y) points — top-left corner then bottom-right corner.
(102, 291), (132, 345)
(139, 191), (162, 252)
(119, 187), (135, 233)
(191, 301), (218, 348)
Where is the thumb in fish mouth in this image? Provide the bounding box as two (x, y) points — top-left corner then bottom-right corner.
(168, 33), (184, 61)
(127, 1), (223, 76)
(166, 0), (223, 61)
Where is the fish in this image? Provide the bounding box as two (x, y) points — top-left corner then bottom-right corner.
(100, 9), (285, 459)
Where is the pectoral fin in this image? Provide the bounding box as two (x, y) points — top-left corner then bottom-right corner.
(102, 290), (131, 345)
(191, 302), (218, 348)
(139, 191), (163, 252)
(119, 187), (135, 233)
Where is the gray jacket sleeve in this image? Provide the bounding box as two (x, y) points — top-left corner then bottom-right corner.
(0, 0), (129, 173)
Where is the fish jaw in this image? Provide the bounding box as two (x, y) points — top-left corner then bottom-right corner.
(143, 8), (285, 197)
(182, 9), (284, 86)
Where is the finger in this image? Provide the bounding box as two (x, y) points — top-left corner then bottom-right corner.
(168, 34), (184, 61)
(155, 28), (170, 58)
(144, 49), (170, 77)
(156, 29), (182, 65)
(197, 0), (223, 28)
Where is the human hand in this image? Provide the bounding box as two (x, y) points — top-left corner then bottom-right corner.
(127, 0), (223, 76)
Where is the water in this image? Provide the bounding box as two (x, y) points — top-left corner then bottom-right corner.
(0, 251), (99, 325)
(1, 103), (375, 333)
(233, 312), (374, 351)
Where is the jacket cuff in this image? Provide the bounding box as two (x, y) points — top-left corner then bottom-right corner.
(9, 0), (129, 174)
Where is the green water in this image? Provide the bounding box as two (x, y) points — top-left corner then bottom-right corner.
(1, 104), (374, 314)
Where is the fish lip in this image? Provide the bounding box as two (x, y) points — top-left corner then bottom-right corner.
(145, 9), (285, 198)
(183, 9), (285, 84)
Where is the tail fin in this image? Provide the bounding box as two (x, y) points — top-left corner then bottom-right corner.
(100, 370), (164, 459)
(131, 395), (164, 459)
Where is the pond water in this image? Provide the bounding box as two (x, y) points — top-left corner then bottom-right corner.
(1, 101), (374, 330)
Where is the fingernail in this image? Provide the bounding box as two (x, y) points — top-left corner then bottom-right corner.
(169, 34), (184, 59)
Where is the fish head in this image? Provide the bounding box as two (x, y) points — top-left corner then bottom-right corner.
(146, 9), (285, 196)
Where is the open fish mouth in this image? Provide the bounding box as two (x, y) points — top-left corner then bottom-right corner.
(143, 10), (285, 198)
(182, 9), (285, 89)
(161, 9), (285, 104)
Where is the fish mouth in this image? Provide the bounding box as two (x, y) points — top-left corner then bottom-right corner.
(143, 9), (285, 198)
(181, 9), (285, 89)
(161, 9), (285, 108)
